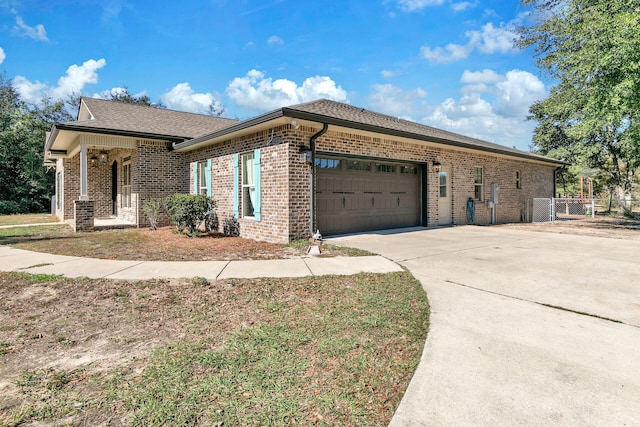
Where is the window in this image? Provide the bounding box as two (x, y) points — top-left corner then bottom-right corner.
(400, 166), (418, 175)
(123, 158), (132, 208)
(192, 160), (212, 196)
(316, 158), (341, 169)
(347, 160), (372, 172)
(241, 152), (256, 217)
(375, 163), (396, 173)
(439, 171), (447, 198)
(474, 167), (483, 201)
(198, 162), (208, 195)
(516, 170), (521, 189)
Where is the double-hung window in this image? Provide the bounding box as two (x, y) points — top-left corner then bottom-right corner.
(516, 170), (521, 189)
(241, 152), (255, 217)
(123, 158), (132, 208)
(474, 167), (483, 201)
(192, 160), (212, 196)
(233, 150), (261, 221)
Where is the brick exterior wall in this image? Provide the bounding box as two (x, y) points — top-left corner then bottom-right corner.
(57, 125), (555, 242)
(136, 141), (186, 228)
(73, 200), (94, 232)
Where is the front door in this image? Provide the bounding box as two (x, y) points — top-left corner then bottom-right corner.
(437, 166), (452, 225)
(111, 161), (118, 215)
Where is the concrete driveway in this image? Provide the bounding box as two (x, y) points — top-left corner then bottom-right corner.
(329, 226), (640, 426)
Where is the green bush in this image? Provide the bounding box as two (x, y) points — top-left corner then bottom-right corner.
(164, 194), (216, 236)
(141, 198), (164, 230)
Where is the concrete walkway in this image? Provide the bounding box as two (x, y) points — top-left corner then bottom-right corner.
(0, 245), (402, 280)
(330, 226), (640, 426)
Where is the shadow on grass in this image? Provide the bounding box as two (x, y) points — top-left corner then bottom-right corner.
(0, 226), (80, 246)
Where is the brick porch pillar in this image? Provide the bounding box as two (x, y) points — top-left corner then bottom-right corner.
(73, 200), (94, 232)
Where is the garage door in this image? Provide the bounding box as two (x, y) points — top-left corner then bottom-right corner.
(316, 157), (422, 235)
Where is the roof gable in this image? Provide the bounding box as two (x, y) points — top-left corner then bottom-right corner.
(72, 97), (239, 140)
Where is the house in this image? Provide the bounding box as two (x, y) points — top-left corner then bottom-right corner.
(44, 97), (563, 243)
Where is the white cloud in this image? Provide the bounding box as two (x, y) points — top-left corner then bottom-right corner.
(0, 47), (5, 65)
(493, 70), (546, 118)
(267, 35), (284, 45)
(368, 84), (427, 119)
(422, 69), (546, 150)
(396, 0), (445, 12)
(226, 69), (347, 112)
(49, 59), (106, 100)
(12, 75), (47, 103)
(420, 20), (517, 63)
(451, 1), (478, 12)
(14, 16), (49, 41)
(13, 58), (107, 103)
(160, 82), (224, 115)
(471, 22), (517, 54)
(420, 42), (472, 63)
(381, 69), (401, 79)
(460, 69), (502, 84)
(92, 87), (148, 99)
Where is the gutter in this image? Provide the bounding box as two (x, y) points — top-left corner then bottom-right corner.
(172, 110), (284, 151)
(309, 123), (329, 234)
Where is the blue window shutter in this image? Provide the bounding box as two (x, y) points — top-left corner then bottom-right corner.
(205, 159), (212, 197)
(253, 149), (261, 222)
(233, 154), (239, 218)
(191, 161), (197, 194)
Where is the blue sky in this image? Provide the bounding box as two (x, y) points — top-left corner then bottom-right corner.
(0, 0), (550, 151)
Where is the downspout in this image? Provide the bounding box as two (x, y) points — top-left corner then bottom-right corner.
(309, 123), (328, 234)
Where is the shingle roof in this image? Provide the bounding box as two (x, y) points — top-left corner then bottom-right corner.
(284, 99), (553, 162)
(175, 99), (563, 165)
(63, 97), (239, 140)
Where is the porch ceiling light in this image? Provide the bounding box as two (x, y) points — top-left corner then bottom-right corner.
(98, 150), (108, 164)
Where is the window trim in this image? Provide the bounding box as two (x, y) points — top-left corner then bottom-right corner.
(474, 166), (483, 201)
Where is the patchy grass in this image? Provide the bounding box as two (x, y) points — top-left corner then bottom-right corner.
(0, 214), (60, 226)
(0, 271), (429, 426)
(0, 225), (364, 261)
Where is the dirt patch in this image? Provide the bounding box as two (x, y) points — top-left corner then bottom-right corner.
(497, 215), (640, 240)
(6, 226), (364, 261)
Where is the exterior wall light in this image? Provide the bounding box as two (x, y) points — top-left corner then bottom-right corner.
(98, 151), (108, 164)
(432, 160), (441, 172)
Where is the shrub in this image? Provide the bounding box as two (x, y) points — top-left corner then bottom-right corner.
(164, 194), (216, 236)
(141, 197), (164, 230)
(222, 215), (240, 237)
(205, 210), (219, 232)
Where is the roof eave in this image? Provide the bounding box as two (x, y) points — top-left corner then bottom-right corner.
(173, 109), (285, 151)
(55, 123), (188, 143)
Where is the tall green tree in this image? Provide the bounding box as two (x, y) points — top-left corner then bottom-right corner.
(518, 0), (640, 214)
(0, 75), (71, 213)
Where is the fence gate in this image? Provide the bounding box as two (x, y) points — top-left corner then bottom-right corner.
(531, 198), (596, 223)
(532, 198), (552, 223)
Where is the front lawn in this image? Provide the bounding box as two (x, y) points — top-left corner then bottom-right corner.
(0, 271), (429, 426)
(0, 217), (370, 261)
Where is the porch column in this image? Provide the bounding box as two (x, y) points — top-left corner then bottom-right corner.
(79, 144), (89, 201)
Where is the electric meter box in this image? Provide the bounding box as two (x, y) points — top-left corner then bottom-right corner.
(491, 183), (499, 204)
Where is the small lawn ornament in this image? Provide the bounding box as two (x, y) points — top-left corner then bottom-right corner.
(307, 229), (323, 256)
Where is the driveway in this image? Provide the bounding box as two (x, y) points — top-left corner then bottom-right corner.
(329, 226), (640, 426)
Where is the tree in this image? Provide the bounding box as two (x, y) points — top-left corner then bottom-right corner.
(0, 75), (72, 213)
(518, 0), (640, 215)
